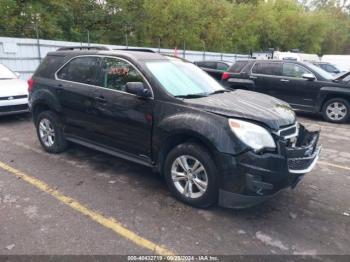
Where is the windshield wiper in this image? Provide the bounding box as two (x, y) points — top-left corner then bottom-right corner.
(175, 93), (208, 99)
(208, 89), (230, 95)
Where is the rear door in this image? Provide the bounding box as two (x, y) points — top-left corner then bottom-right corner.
(55, 56), (102, 139)
(250, 62), (283, 96)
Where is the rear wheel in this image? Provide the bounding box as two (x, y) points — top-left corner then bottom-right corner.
(163, 143), (218, 208)
(322, 98), (350, 123)
(36, 111), (68, 153)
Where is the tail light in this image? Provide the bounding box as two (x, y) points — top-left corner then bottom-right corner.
(27, 78), (33, 92)
(222, 72), (230, 80)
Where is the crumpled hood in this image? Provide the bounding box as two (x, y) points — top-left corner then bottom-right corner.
(185, 90), (296, 130)
(0, 79), (28, 97)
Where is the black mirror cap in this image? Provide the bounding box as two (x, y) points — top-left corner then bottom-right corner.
(125, 82), (152, 98)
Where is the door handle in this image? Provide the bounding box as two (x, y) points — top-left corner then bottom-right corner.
(280, 79), (289, 82)
(95, 96), (107, 103)
(249, 75), (258, 79)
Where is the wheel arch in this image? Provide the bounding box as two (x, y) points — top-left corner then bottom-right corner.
(319, 88), (350, 112)
(31, 89), (62, 123)
(156, 131), (218, 175)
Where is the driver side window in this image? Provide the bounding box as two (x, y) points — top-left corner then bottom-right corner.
(282, 63), (313, 78)
(97, 57), (145, 93)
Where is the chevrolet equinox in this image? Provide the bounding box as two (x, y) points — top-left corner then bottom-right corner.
(29, 48), (321, 208)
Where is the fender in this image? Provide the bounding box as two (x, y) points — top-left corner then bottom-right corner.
(318, 86), (350, 110)
(154, 111), (246, 157)
(30, 88), (62, 113)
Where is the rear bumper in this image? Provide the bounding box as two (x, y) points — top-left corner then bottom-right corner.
(216, 125), (320, 208)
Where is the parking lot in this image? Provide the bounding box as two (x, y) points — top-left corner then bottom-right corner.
(0, 113), (349, 257)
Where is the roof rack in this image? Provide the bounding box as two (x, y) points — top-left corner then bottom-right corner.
(57, 46), (110, 51)
(113, 48), (156, 53)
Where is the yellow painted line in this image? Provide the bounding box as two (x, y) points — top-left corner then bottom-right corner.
(318, 161), (350, 171)
(0, 161), (175, 256)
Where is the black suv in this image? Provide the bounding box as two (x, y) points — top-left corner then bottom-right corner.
(194, 60), (233, 81)
(222, 60), (350, 123)
(29, 49), (320, 208)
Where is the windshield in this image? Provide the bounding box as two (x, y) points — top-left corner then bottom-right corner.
(145, 61), (225, 97)
(0, 64), (17, 79)
(304, 62), (334, 80)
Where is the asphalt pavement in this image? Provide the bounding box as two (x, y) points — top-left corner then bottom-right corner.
(0, 113), (349, 258)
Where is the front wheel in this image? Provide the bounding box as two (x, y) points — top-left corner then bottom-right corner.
(322, 98), (350, 123)
(163, 143), (218, 208)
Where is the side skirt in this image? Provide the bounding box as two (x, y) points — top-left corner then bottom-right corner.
(66, 136), (154, 168)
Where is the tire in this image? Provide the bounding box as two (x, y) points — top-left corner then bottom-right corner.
(163, 143), (218, 208)
(322, 98), (350, 123)
(35, 111), (68, 153)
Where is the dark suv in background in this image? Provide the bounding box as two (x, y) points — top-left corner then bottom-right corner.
(29, 48), (320, 209)
(194, 60), (233, 81)
(222, 60), (350, 123)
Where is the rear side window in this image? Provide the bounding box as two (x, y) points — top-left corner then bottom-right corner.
(35, 55), (65, 78)
(197, 62), (216, 69)
(229, 61), (248, 73)
(57, 56), (101, 85)
(217, 62), (229, 71)
(252, 62), (282, 76)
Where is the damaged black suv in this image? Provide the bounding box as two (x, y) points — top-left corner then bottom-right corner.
(29, 47), (321, 208)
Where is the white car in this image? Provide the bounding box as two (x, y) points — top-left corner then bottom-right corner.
(0, 64), (29, 116)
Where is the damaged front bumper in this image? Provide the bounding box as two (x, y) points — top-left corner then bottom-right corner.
(217, 124), (321, 209)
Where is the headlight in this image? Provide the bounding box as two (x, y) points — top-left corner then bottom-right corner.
(228, 119), (276, 151)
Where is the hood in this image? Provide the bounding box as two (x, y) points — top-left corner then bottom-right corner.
(0, 79), (28, 97)
(185, 90), (296, 130)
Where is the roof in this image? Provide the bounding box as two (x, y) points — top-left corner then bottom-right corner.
(47, 49), (167, 61)
(194, 60), (233, 64)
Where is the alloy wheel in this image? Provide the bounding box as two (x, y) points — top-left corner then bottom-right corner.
(39, 118), (55, 147)
(326, 102), (347, 121)
(171, 155), (208, 199)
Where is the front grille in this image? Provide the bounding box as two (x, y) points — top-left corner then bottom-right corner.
(0, 95), (28, 101)
(280, 126), (297, 137)
(274, 123), (299, 140)
(0, 104), (28, 113)
(287, 146), (321, 174)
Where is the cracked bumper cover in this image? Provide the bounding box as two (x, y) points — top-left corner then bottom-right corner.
(217, 125), (321, 208)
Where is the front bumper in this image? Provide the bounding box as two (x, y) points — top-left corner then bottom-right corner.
(0, 98), (29, 116)
(217, 124), (320, 208)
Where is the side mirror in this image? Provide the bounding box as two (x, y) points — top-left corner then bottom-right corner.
(125, 82), (152, 98)
(15, 72), (21, 78)
(333, 70), (340, 74)
(302, 73), (316, 81)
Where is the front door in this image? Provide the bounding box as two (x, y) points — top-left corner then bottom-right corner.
(91, 56), (154, 159)
(279, 62), (320, 111)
